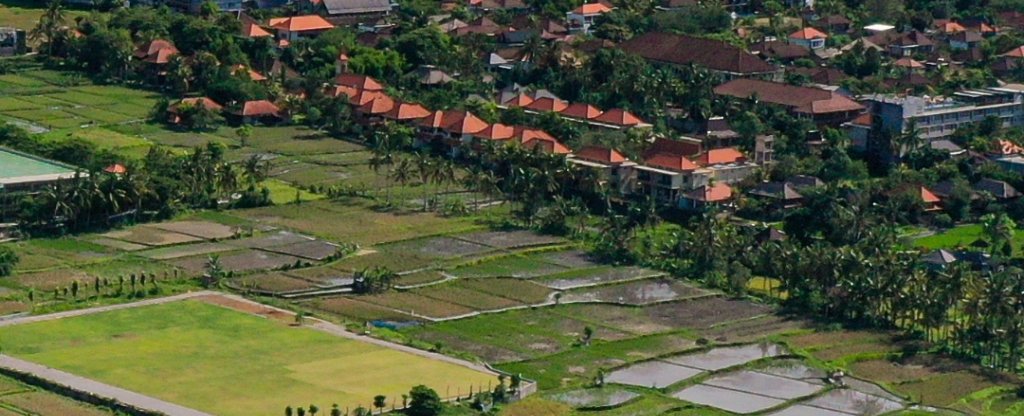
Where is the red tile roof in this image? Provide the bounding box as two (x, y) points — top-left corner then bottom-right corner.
(789, 27), (828, 40)
(893, 57), (925, 69)
(937, 21), (966, 33)
(327, 85), (360, 99)
(233, 65), (267, 81)
(473, 123), (515, 140)
(620, 32), (778, 75)
(524, 97), (569, 112)
(523, 136), (572, 154)
(559, 103), (603, 120)
(357, 95), (396, 115)
(713, 79), (864, 115)
(134, 39), (179, 64)
(686, 183), (732, 202)
(173, 97), (223, 112)
(502, 94), (535, 107)
(512, 126), (558, 144)
(921, 187), (941, 203)
(575, 145), (628, 164)
(849, 113), (872, 127)
(335, 74), (384, 91)
(381, 102), (431, 121)
(238, 100), (281, 117)
(644, 153), (699, 172)
(695, 148), (745, 166)
(269, 15), (335, 32)
(420, 110), (489, 134)
(242, 21), (273, 37)
(1001, 46), (1024, 58)
(593, 108), (644, 126)
(348, 89), (387, 106)
(571, 2), (612, 14)
(104, 164), (127, 174)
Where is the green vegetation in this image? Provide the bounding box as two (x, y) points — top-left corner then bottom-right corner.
(0, 300), (495, 416)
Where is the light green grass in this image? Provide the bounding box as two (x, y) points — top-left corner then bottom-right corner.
(0, 2), (88, 31)
(0, 300), (496, 416)
(914, 225), (985, 250)
(264, 179), (324, 205)
(914, 224), (1024, 255)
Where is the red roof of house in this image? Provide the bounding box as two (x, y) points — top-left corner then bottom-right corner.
(1001, 46), (1024, 58)
(103, 164), (127, 174)
(327, 85), (360, 99)
(242, 21), (273, 37)
(381, 102), (431, 121)
(849, 112), (872, 127)
(349, 90), (387, 106)
(523, 136), (572, 154)
(645, 153), (699, 172)
(502, 94), (535, 107)
(269, 15), (335, 32)
(575, 145), (628, 164)
(921, 187), (941, 203)
(357, 95), (396, 115)
(511, 126), (556, 142)
(473, 123), (515, 140)
(789, 27), (828, 40)
(695, 148), (745, 166)
(713, 79), (864, 115)
(559, 103), (603, 120)
(173, 97), (223, 112)
(571, 3), (612, 14)
(524, 97), (569, 113)
(335, 74), (384, 91)
(686, 183), (732, 202)
(420, 110), (489, 134)
(238, 100), (280, 117)
(233, 65), (267, 81)
(893, 57), (925, 69)
(620, 32), (778, 75)
(135, 39), (178, 64)
(593, 108), (644, 126)
(937, 21), (966, 33)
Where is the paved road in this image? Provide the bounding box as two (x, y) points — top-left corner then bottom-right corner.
(0, 355), (213, 416)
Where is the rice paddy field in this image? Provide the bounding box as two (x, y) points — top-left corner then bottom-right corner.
(0, 373), (114, 416)
(0, 299), (497, 416)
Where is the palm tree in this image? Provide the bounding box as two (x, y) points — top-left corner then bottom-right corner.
(30, 0), (66, 57)
(982, 213), (1016, 257)
(389, 157), (414, 206)
(242, 154), (269, 186)
(415, 153), (436, 211)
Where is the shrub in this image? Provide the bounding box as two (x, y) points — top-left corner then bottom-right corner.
(407, 385), (442, 416)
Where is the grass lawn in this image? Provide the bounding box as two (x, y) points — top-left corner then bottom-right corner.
(264, 179), (324, 205)
(0, 1), (88, 30)
(0, 300), (495, 416)
(914, 224), (986, 250)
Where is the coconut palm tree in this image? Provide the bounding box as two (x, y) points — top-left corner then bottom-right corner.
(30, 0), (66, 57)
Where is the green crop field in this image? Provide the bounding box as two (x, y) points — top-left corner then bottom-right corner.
(0, 300), (496, 416)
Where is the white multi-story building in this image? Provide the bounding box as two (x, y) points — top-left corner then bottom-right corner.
(858, 85), (1024, 140)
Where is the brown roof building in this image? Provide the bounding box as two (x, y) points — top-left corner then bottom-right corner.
(134, 39), (179, 64)
(714, 79), (863, 125)
(619, 32), (779, 79)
